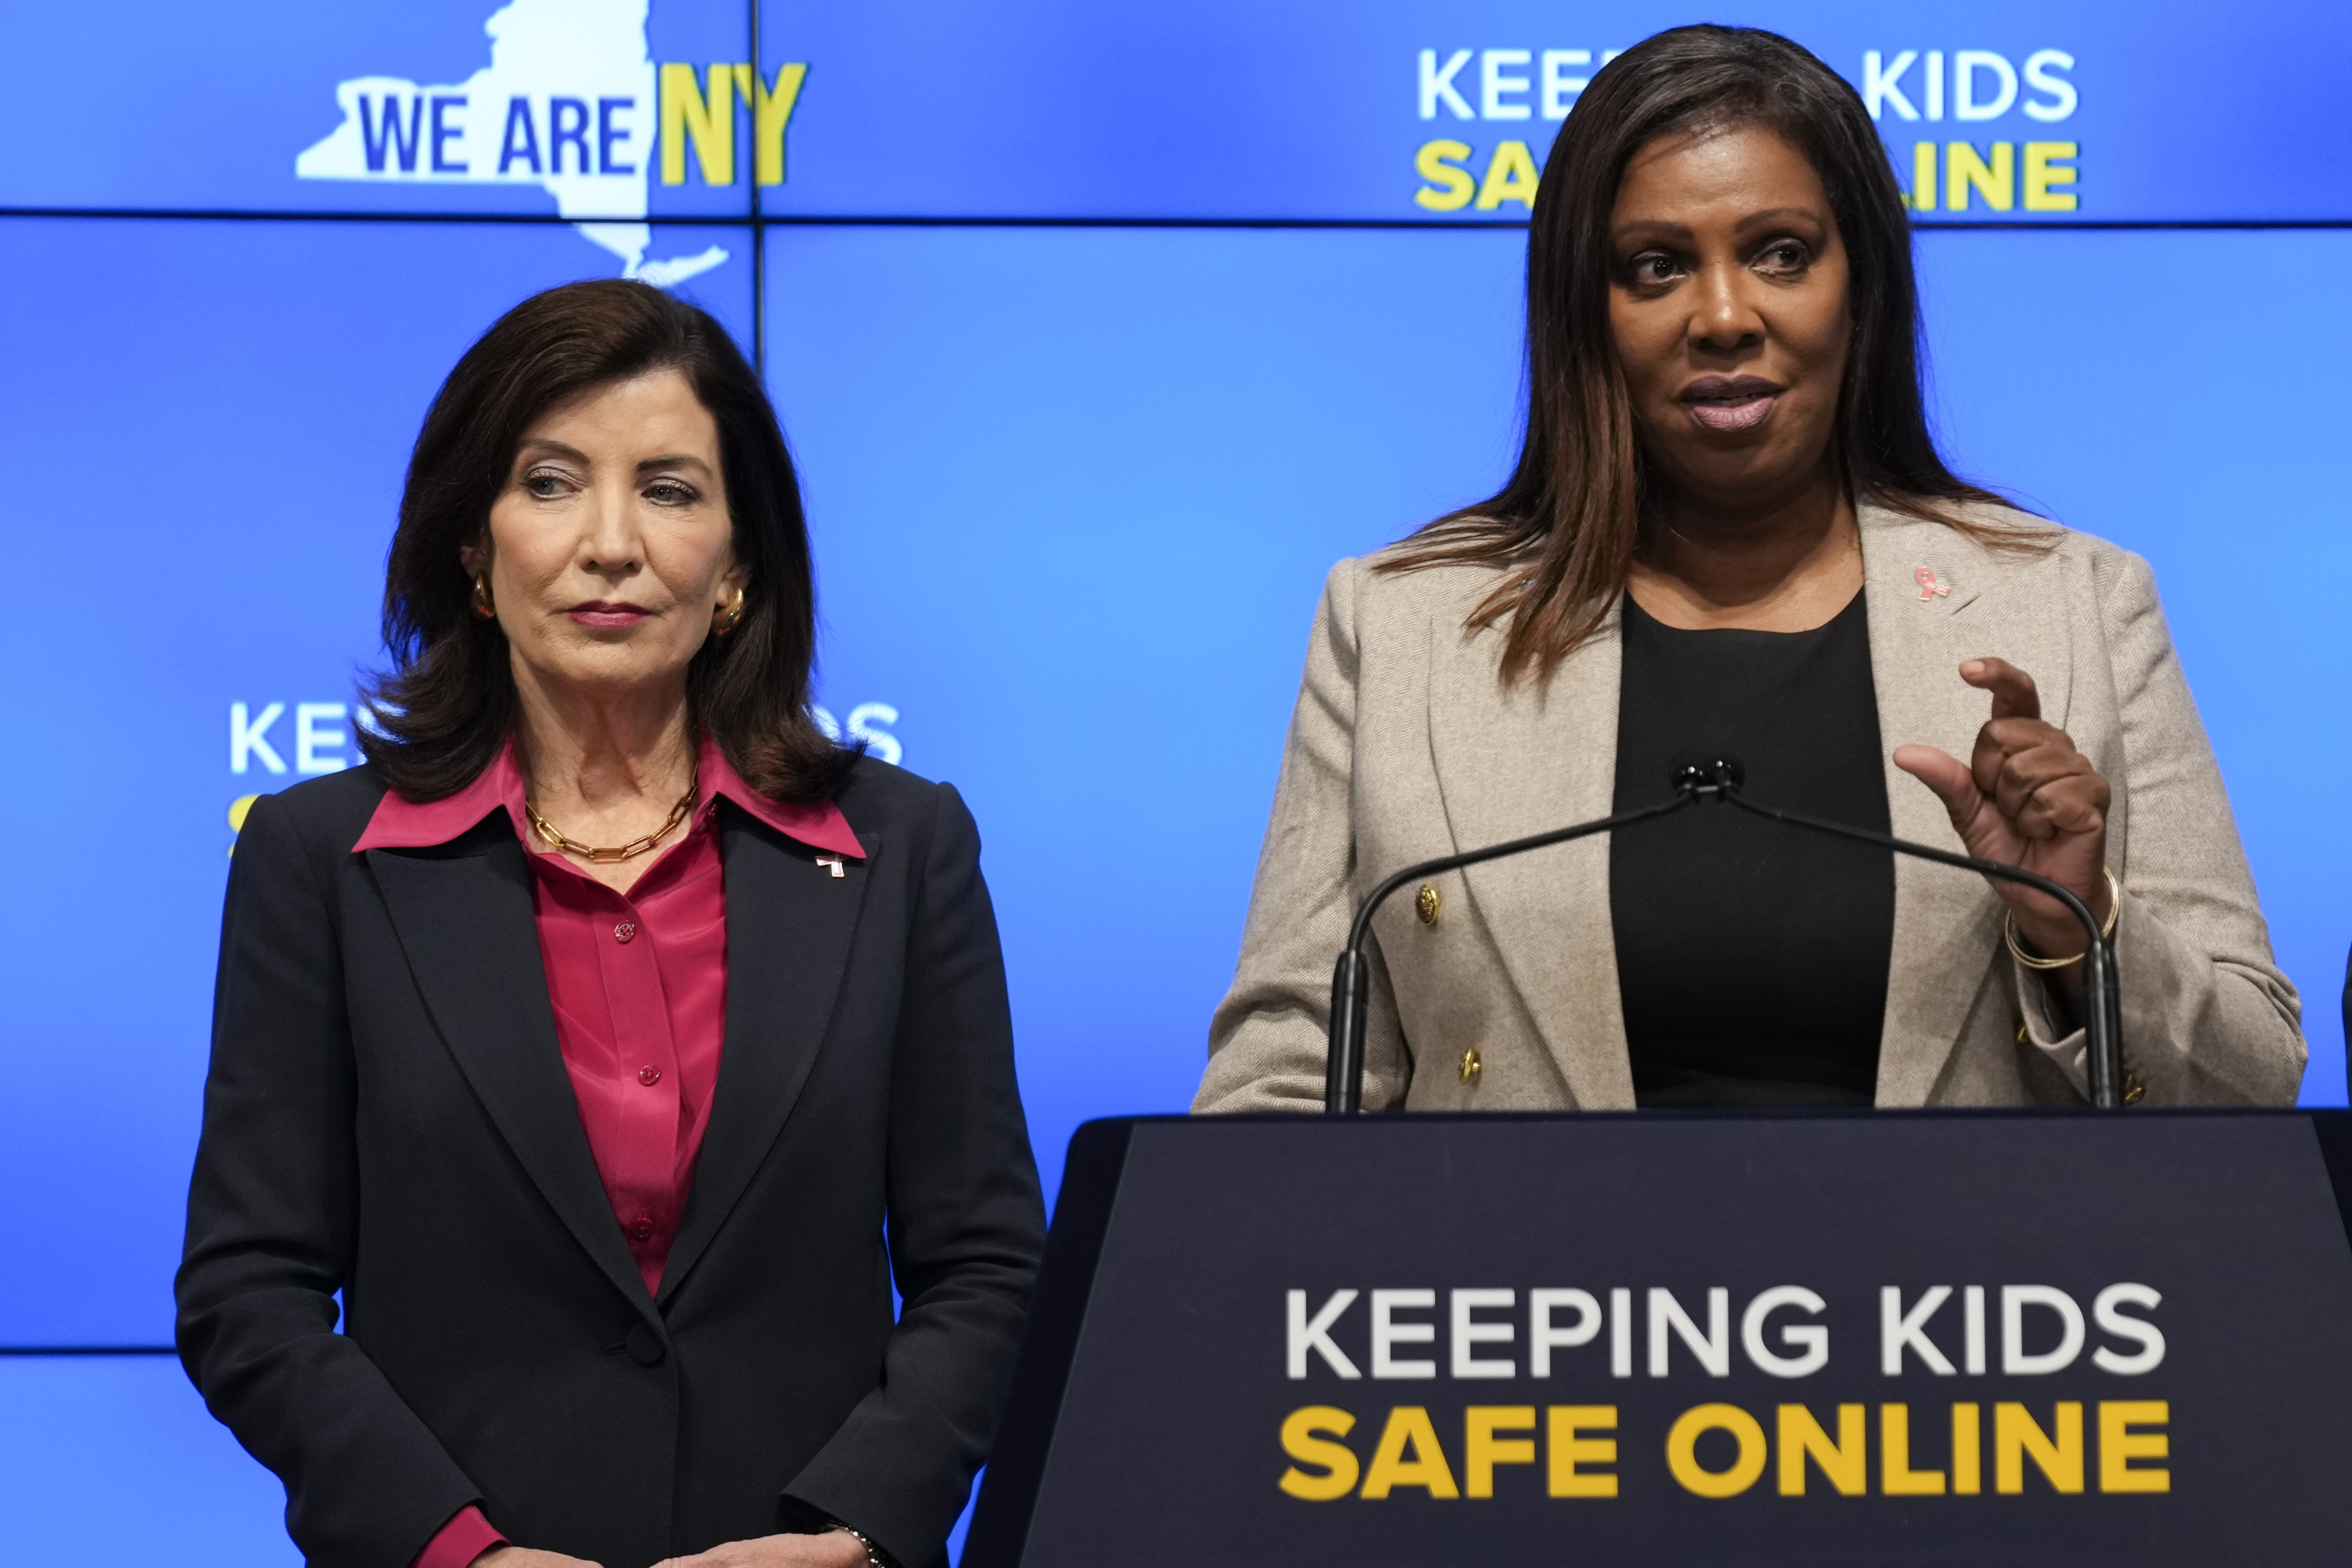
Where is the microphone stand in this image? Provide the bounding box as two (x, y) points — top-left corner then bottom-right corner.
(1324, 795), (1697, 1114)
(1322, 756), (2126, 1114)
(1689, 758), (2125, 1109)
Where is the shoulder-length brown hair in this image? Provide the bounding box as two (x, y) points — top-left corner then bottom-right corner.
(1387, 23), (2028, 681)
(359, 278), (855, 803)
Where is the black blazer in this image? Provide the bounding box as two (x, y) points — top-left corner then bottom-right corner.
(176, 757), (1046, 1568)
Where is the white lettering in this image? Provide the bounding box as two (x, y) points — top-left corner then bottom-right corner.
(1926, 49), (1946, 121)
(1954, 50), (2018, 121)
(1418, 49), (1474, 120)
(2092, 1283), (2166, 1374)
(1286, 1288), (1361, 1379)
(1371, 1288), (1437, 1378)
(230, 702), (288, 775)
(2023, 49), (2078, 122)
(2002, 1285), (2086, 1375)
(1529, 1287), (1602, 1376)
(1881, 1285), (1957, 1376)
(1479, 49), (1531, 119)
(1539, 50), (1591, 119)
(1648, 1287), (1729, 1378)
(1451, 1288), (1516, 1377)
(845, 702), (903, 766)
(296, 702), (350, 774)
(1609, 1286), (1633, 1379)
(1864, 50), (1919, 121)
(1743, 1286), (1830, 1378)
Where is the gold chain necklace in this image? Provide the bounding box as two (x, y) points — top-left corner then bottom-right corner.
(524, 768), (699, 864)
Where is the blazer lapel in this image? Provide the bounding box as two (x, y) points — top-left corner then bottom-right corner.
(1861, 504), (2069, 1102)
(367, 832), (652, 1311)
(657, 806), (877, 1306)
(1425, 593), (1635, 1109)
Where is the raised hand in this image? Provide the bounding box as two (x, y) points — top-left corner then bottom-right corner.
(1891, 657), (2113, 962)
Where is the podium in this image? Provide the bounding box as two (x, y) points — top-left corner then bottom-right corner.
(965, 1110), (2352, 1566)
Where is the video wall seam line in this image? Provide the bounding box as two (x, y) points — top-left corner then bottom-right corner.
(5, 208), (2350, 235)
(749, 0), (765, 373)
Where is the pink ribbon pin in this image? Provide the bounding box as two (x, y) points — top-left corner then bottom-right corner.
(1915, 566), (1951, 602)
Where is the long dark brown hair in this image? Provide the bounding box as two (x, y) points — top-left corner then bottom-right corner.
(1386, 24), (2031, 681)
(360, 279), (856, 803)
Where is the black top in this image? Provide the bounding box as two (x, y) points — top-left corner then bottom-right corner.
(1609, 590), (1895, 1107)
(177, 758), (1044, 1568)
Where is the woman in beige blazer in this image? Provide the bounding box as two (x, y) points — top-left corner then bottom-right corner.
(1196, 26), (2303, 1114)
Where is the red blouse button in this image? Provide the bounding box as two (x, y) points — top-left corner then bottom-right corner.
(638, 1065), (662, 1086)
(630, 1218), (655, 1243)
(614, 922), (638, 944)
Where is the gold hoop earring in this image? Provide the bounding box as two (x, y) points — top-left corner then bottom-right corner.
(714, 587), (746, 635)
(470, 575), (496, 619)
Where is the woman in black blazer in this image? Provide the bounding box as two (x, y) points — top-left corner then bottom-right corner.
(177, 281), (1045, 1568)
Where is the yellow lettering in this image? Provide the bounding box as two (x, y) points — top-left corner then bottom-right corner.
(1777, 1404), (1866, 1497)
(1879, 1404), (1946, 1496)
(1946, 141), (2015, 213)
(733, 63), (807, 186)
(1910, 141), (1937, 211)
(1413, 140), (1476, 212)
(1463, 1406), (1537, 1498)
(1360, 1406), (1460, 1499)
(2098, 1400), (2170, 1494)
(1474, 140), (1541, 210)
(660, 62), (735, 186)
(2024, 141), (2079, 212)
(1995, 1402), (2085, 1494)
(1547, 1405), (1618, 1498)
(1952, 1404), (1982, 1496)
(1278, 1406), (1359, 1501)
(1666, 1404), (1768, 1498)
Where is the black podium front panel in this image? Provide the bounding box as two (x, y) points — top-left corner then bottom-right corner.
(967, 1112), (2352, 1567)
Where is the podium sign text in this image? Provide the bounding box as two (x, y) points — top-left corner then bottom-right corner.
(968, 1112), (2352, 1567)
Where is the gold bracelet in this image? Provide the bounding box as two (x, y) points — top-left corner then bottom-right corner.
(2004, 867), (2122, 971)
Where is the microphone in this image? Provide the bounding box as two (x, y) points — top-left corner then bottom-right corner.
(1323, 755), (2126, 1114)
(1679, 755), (2125, 1109)
(1323, 791), (1700, 1114)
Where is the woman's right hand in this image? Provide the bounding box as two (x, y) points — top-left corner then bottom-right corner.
(1890, 657), (2113, 961)
(474, 1550), (604, 1568)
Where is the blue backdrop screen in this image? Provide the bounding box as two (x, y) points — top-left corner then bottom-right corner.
(0, 1), (2345, 1559)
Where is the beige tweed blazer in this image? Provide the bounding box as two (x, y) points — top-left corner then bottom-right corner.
(1195, 503), (2305, 1112)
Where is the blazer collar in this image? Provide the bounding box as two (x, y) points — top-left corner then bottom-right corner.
(365, 787), (877, 1317)
(1859, 502), (2068, 1102)
(657, 804), (879, 1307)
(354, 737), (866, 862)
(365, 820), (658, 1317)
